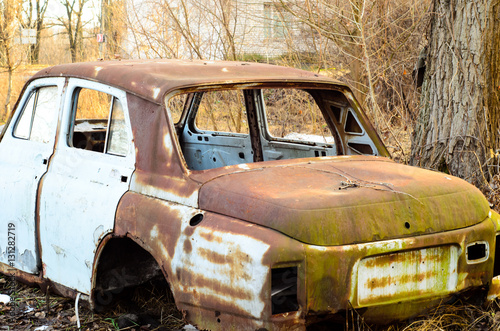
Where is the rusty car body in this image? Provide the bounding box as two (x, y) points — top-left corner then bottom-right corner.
(1, 59), (500, 330)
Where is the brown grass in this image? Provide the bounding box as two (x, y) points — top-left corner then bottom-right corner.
(0, 65), (47, 123)
(0, 275), (185, 330)
(3, 275), (500, 330)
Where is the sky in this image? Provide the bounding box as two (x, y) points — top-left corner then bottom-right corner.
(44, 0), (102, 26)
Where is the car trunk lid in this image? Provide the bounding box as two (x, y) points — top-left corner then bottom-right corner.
(197, 156), (490, 246)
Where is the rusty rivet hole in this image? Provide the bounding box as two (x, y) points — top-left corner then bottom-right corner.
(404, 222), (410, 229)
(189, 214), (204, 226)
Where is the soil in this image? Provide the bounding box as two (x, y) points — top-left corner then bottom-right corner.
(0, 275), (185, 330)
(3, 273), (500, 331)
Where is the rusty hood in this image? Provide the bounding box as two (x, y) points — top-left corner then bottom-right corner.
(196, 156), (490, 246)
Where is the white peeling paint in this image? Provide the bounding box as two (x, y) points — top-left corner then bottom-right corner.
(51, 244), (66, 256)
(308, 245), (328, 252)
(38, 78), (135, 295)
(0, 78), (65, 274)
(93, 225), (104, 245)
(153, 88), (161, 99)
(150, 225), (159, 239)
(341, 236), (413, 253)
(171, 224), (270, 319)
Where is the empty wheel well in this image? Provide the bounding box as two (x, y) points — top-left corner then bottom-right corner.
(92, 237), (171, 310)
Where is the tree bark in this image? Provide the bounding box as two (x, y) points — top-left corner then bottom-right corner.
(411, 0), (500, 190)
(0, 0), (21, 119)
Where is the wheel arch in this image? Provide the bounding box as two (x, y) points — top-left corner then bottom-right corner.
(90, 234), (176, 311)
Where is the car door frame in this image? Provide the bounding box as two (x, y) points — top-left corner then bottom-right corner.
(38, 78), (135, 294)
(0, 77), (65, 275)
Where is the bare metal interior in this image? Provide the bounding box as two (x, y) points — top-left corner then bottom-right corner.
(171, 87), (379, 171)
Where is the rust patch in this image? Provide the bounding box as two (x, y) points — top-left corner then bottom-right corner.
(31, 60), (341, 104)
(183, 225), (196, 237)
(115, 192), (183, 259)
(197, 247), (252, 266)
(176, 268), (254, 302)
(199, 231), (223, 243)
(183, 239), (193, 253)
(365, 270), (439, 290)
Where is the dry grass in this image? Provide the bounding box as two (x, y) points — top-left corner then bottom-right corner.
(378, 301), (500, 331)
(0, 275), (185, 330)
(0, 65), (47, 123)
(4, 273), (500, 330)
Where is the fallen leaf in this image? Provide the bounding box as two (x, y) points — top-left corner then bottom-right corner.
(35, 311), (46, 318)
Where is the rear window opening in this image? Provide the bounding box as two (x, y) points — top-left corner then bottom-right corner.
(169, 86), (379, 170)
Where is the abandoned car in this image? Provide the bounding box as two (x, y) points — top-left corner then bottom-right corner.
(1, 59), (500, 330)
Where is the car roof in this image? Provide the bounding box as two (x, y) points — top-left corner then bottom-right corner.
(31, 59), (345, 104)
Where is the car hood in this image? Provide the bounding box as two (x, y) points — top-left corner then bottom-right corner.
(197, 156), (490, 246)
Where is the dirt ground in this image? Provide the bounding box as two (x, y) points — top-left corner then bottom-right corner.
(3, 272), (500, 330)
(0, 275), (186, 330)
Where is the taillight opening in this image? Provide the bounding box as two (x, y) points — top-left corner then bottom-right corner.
(466, 241), (489, 264)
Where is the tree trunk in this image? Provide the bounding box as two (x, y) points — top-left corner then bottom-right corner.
(410, 0), (500, 191)
(4, 66), (13, 117)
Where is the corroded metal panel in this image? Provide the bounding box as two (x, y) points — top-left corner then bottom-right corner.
(126, 94), (200, 207)
(114, 191), (307, 330)
(304, 218), (495, 323)
(31, 60), (339, 104)
(196, 156), (490, 246)
(357, 245), (459, 305)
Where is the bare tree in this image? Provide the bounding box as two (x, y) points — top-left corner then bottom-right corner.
(125, 0), (242, 60)
(411, 0), (500, 190)
(21, 0), (49, 64)
(0, 0), (22, 119)
(57, 0), (89, 62)
(277, 0), (431, 159)
(101, 0), (126, 58)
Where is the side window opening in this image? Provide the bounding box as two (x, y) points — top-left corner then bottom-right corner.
(258, 88), (337, 162)
(13, 86), (59, 143)
(345, 109), (363, 134)
(70, 88), (129, 156)
(323, 91), (376, 156)
(168, 93), (188, 124)
(176, 90), (252, 171)
(194, 90), (249, 135)
(261, 88), (335, 144)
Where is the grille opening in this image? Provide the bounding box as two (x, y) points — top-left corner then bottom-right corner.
(467, 242), (487, 262)
(494, 235), (500, 276)
(271, 266), (298, 315)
